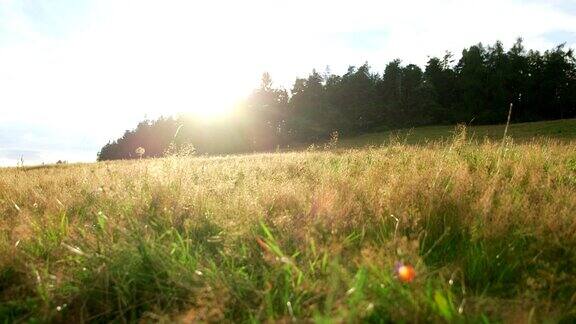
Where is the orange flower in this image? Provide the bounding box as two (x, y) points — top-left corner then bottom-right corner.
(395, 262), (416, 283)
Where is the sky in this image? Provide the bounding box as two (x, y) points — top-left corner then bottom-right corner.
(0, 0), (575, 166)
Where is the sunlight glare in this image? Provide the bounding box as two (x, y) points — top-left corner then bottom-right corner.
(185, 86), (242, 120)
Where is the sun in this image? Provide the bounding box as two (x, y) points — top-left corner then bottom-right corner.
(184, 86), (243, 121)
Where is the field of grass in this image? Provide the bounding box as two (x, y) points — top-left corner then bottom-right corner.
(1, 125), (576, 322)
(339, 118), (576, 147)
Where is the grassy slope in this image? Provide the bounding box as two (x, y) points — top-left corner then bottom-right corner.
(0, 122), (575, 322)
(339, 118), (576, 147)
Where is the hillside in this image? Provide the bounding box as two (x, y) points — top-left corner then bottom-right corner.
(1, 125), (575, 322)
(339, 118), (576, 147)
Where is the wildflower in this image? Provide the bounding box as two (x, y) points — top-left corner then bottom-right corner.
(135, 147), (145, 158)
(395, 262), (416, 283)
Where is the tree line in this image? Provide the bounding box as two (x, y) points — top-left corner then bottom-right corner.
(98, 39), (576, 160)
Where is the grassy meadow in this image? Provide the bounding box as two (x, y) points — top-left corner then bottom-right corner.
(340, 118), (576, 147)
(1, 122), (576, 322)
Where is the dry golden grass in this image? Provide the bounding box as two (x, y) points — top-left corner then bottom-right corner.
(0, 134), (575, 322)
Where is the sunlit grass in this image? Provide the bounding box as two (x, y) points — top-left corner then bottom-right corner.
(0, 129), (575, 322)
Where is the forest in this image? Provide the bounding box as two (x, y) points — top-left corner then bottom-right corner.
(97, 39), (576, 160)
